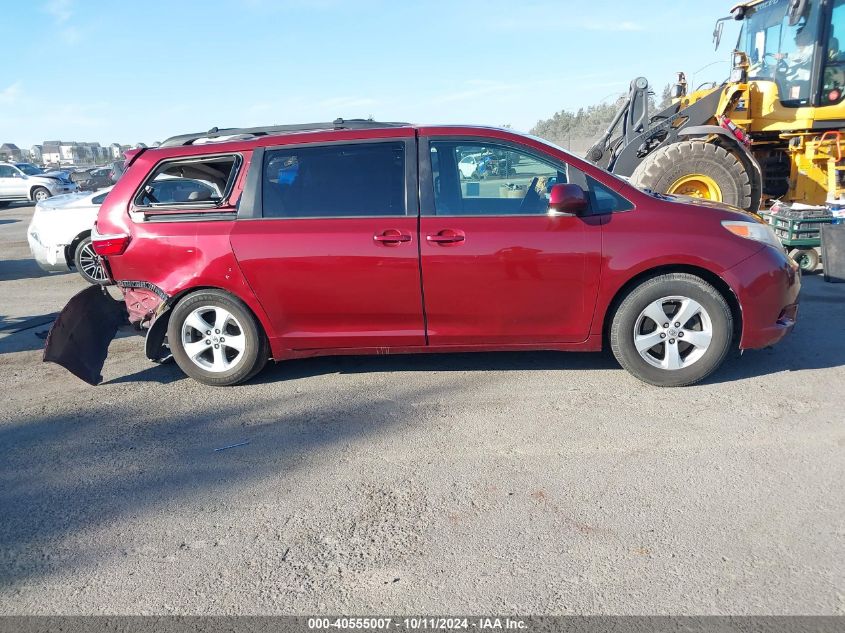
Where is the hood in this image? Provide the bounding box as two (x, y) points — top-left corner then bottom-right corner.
(36, 191), (93, 210)
(644, 190), (761, 221)
(40, 170), (73, 184)
(26, 174), (60, 185)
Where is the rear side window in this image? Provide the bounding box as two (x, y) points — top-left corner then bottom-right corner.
(262, 142), (406, 218)
(135, 155), (240, 208)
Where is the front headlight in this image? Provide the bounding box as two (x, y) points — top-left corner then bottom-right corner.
(721, 220), (782, 250)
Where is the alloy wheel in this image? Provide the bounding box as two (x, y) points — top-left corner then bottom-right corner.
(77, 242), (109, 283)
(180, 306), (247, 373)
(633, 295), (713, 370)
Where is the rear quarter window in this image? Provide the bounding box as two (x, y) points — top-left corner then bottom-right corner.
(134, 154), (241, 209)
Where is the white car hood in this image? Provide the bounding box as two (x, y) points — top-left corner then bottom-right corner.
(28, 188), (112, 248)
(38, 191), (93, 209)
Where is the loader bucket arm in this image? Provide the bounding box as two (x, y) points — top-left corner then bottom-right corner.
(586, 77), (666, 169)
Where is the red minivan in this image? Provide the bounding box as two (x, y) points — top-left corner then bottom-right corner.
(45, 120), (800, 387)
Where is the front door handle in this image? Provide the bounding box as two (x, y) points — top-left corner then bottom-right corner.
(426, 229), (465, 245)
(373, 230), (412, 246)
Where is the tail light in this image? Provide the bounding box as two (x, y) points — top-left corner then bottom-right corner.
(92, 233), (130, 256)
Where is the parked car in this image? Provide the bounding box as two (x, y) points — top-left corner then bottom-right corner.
(27, 187), (113, 284)
(0, 162), (77, 206)
(71, 166), (113, 191)
(45, 120), (800, 387)
(109, 160), (126, 183)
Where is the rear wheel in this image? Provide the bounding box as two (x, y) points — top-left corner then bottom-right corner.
(167, 290), (268, 386)
(610, 273), (734, 387)
(630, 141), (753, 210)
(73, 236), (109, 284)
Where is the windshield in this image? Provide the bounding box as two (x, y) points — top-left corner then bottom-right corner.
(739, 0), (822, 105)
(14, 163), (43, 176)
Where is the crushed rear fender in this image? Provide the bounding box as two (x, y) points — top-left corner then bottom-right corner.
(43, 285), (129, 385)
(144, 307), (173, 363)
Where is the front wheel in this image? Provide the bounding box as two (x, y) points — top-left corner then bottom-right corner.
(32, 187), (51, 203)
(609, 273), (734, 387)
(167, 290), (268, 386)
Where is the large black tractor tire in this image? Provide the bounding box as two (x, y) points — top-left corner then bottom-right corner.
(630, 141), (753, 211)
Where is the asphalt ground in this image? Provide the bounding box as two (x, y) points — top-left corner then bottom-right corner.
(0, 201), (843, 614)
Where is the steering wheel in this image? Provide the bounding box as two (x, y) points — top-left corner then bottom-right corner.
(519, 177), (541, 213)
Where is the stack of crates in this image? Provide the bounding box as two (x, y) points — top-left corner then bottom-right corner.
(760, 206), (835, 250)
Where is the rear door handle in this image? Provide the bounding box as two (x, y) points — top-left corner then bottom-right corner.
(373, 229), (412, 246)
(426, 230), (465, 245)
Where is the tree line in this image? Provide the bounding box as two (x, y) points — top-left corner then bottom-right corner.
(529, 84), (673, 155)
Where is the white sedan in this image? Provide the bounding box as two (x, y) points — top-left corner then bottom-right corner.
(27, 186), (113, 284)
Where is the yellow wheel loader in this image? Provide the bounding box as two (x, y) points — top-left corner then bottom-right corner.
(587, 0), (845, 212)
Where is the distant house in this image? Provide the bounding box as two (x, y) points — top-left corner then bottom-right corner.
(41, 141), (62, 165)
(0, 143), (23, 161)
(30, 145), (43, 163)
(109, 143), (123, 159)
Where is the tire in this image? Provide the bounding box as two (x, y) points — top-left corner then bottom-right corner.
(609, 273), (734, 387)
(790, 248), (819, 272)
(31, 187), (51, 203)
(73, 236), (109, 284)
(630, 141), (753, 211)
(167, 290), (268, 386)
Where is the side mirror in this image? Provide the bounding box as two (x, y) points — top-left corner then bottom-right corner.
(548, 183), (589, 216)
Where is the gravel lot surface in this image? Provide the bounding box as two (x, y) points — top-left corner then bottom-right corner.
(0, 202), (843, 615)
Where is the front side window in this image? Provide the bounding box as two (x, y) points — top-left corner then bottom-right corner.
(15, 163), (42, 176)
(430, 141), (567, 216)
(262, 142), (406, 218)
(135, 155), (239, 207)
(0, 165), (16, 178)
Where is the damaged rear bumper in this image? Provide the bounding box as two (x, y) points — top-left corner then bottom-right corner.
(43, 285), (129, 385)
(43, 282), (174, 385)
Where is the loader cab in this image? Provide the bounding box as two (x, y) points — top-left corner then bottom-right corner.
(734, 0), (845, 108)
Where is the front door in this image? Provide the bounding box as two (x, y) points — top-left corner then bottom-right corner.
(419, 138), (603, 346)
(0, 165), (24, 200)
(230, 136), (425, 351)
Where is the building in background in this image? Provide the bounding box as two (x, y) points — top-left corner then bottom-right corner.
(0, 143), (23, 162)
(5, 140), (136, 166)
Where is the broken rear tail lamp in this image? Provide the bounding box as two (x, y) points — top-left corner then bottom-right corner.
(92, 233), (130, 256)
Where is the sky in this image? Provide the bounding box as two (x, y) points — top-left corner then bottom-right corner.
(0, 0), (743, 148)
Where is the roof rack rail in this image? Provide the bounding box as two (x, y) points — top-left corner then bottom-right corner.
(159, 118), (411, 147)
